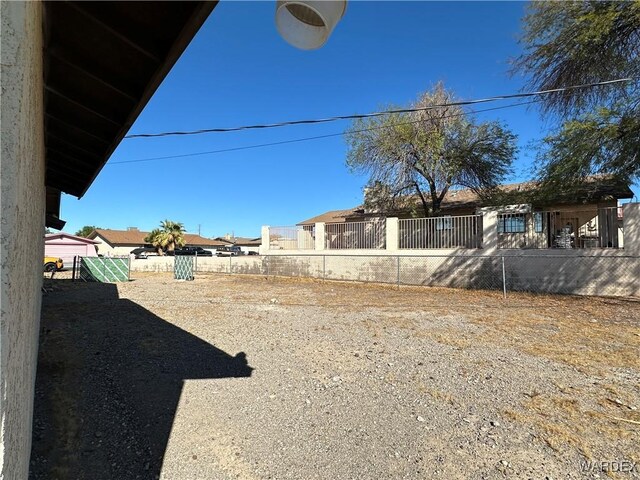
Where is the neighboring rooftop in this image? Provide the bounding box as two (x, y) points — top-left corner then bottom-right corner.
(213, 236), (261, 246)
(298, 178), (634, 224)
(44, 232), (99, 244)
(88, 229), (227, 247)
(297, 208), (365, 226)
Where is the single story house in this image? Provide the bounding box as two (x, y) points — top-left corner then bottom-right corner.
(44, 233), (98, 264)
(297, 179), (634, 250)
(88, 228), (229, 256)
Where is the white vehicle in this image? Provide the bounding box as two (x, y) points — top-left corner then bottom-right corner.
(215, 246), (243, 257)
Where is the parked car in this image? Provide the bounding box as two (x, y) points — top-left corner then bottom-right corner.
(247, 251), (260, 256)
(173, 246), (213, 256)
(130, 247), (157, 259)
(43, 256), (63, 272)
(216, 246), (243, 257)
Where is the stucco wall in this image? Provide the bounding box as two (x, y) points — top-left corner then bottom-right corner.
(91, 234), (142, 257)
(0, 1), (46, 478)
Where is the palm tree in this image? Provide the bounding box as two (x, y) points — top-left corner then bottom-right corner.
(160, 220), (186, 253)
(144, 221), (186, 255)
(144, 228), (164, 255)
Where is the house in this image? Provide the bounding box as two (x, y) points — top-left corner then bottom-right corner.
(213, 235), (262, 254)
(297, 179), (634, 250)
(44, 233), (99, 264)
(1, 2), (216, 475)
(88, 228), (228, 256)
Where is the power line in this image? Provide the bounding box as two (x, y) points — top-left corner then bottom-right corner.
(123, 78), (632, 139)
(110, 99), (539, 165)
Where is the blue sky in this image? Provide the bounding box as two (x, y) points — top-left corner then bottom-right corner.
(61, 1), (628, 238)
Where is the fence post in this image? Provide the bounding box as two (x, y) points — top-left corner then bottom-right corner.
(501, 256), (507, 299)
(322, 255), (326, 281)
(260, 225), (270, 255)
(397, 255), (401, 289)
(229, 255), (232, 274)
(622, 203), (640, 255)
(479, 207), (499, 251)
(386, 218), (399, 251)
(195, 252), (198, 273)
(315, 222), (326, 251)
(72, 256), (77, 282)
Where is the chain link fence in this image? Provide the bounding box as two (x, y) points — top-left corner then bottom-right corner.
(263, 254), (633, 295)
(134, 254), (639, 298)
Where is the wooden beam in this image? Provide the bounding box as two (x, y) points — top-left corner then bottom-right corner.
(47, 132), (104, 161)
(45, 85), (122, 127)
(47, 46), (139, 103)
(46, 113), (112, 146)
(68, 2), (162, 63)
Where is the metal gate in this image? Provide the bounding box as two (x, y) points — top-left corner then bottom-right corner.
(174, 255), (194, 280)
(77, 257), (130, 282)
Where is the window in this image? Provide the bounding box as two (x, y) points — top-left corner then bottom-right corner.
(533, 212), (543, 233)
(498, 214), (526, 233)
(436, 216), (453, 231)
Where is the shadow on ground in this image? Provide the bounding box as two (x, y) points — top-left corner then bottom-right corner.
(30, 280), (252, 479)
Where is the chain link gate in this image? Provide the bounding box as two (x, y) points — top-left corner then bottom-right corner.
(174, 255), (195, 280)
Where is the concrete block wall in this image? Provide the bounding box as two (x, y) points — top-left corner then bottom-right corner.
(623, 203), (640, 255)
(0, 1), (46, 477)
(130, 256), (264, 275)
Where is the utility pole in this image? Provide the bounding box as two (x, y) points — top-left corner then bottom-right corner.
(198, 224), (201, 236)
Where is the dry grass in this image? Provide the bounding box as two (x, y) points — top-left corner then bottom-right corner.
(468, 308), (640, 375)
(130, 273), (640, 467)
(504, 392), (640, 474)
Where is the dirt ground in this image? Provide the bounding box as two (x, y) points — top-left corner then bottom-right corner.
(31, 273), (640, 479)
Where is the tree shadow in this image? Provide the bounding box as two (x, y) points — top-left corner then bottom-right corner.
(407, 253), (640, 297)
(30, 280), (252, 479)
(400, 254), (503, 290)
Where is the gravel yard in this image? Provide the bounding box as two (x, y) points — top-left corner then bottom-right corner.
(31, 273), (640, 479)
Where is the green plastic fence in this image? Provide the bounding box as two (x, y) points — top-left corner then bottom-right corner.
(79, 257), (130, 282)
(174, 255), (194, 280)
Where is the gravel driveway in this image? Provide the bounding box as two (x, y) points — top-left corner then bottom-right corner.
(31, 273), (640, 479)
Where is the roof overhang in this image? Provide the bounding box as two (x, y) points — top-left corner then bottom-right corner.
(43, 1), (217, 227)
(45, 187), (65, 230)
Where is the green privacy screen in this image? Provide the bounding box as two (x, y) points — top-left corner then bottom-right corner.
(174, 255), (194, 280)
(79, 257), (130, 282)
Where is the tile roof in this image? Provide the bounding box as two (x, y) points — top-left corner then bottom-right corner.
(89, 229), (147, 245)
(297, 208), (364, 226)
(183, 234), (228, 247)
(88, 229), (227, 247)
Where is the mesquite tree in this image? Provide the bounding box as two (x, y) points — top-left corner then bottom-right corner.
(345, 83), (517, 217)
(514, 1), (640, 187)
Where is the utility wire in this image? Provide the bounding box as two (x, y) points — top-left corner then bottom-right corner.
(124, 78), (632, 139)
(110, 99), (540, 165)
